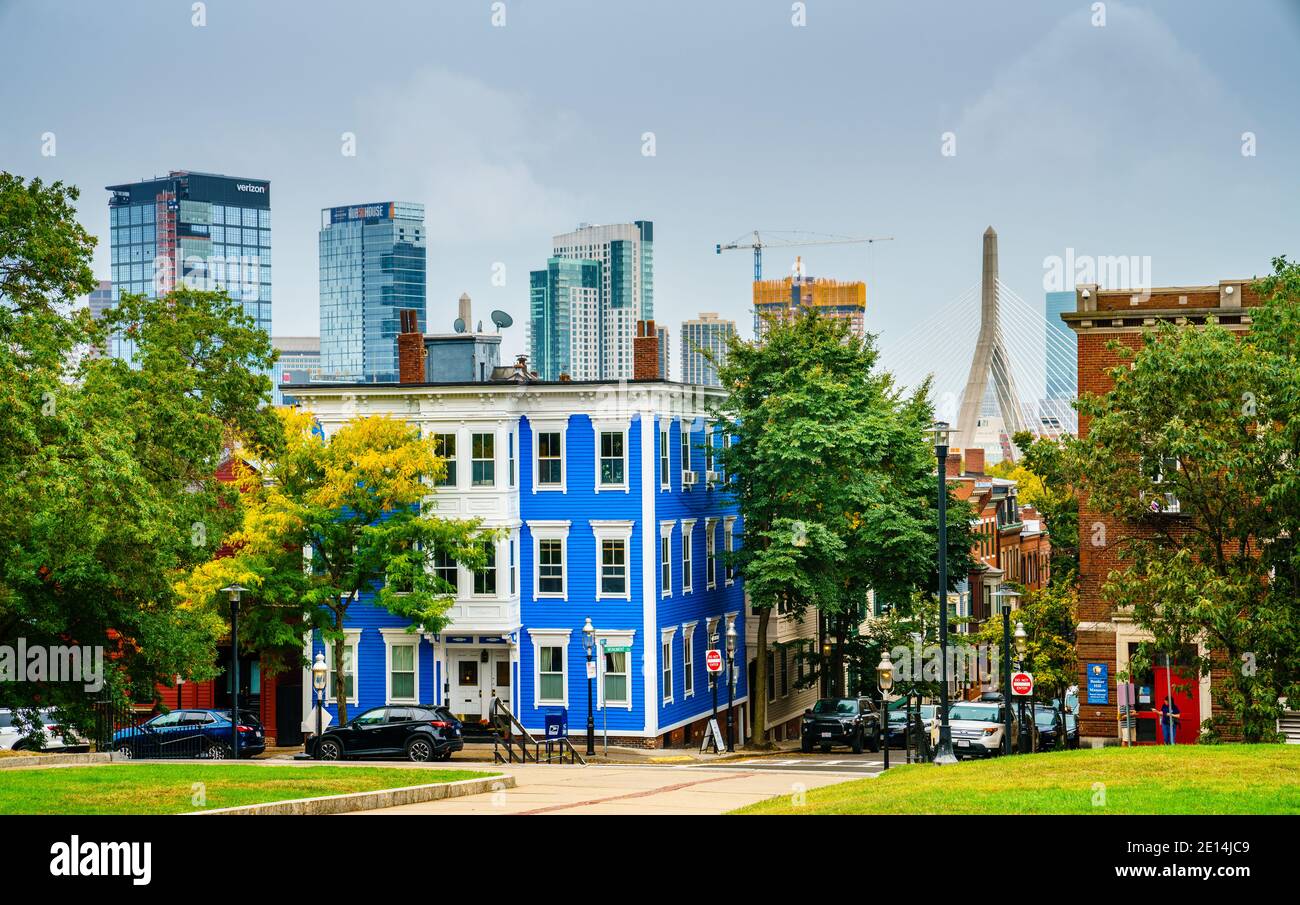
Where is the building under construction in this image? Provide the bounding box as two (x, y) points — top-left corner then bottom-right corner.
(753, 257), (867, 339)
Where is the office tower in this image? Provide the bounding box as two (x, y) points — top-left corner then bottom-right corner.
(85, 279), (112, 357)
(540, 220), (653, 380)
(529, 258), (602, 381)
(272, 336), (321, 406)
(106, 171), (271, 361)
(656, 324), (669, 379)
(319, 202), (426, 384)
(753, 256), (865, 340)
(680, 312), (736, 387)
(1044, 290), (1077, 401)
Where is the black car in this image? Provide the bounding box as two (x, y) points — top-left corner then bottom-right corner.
(312, 705), (463, 762)
(800, 698), (880, 754)
(113, 709), (265, 759)
(1033, 706), (1079, 750)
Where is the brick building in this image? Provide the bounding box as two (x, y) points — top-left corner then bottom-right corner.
(1063, 279), (1262, 746)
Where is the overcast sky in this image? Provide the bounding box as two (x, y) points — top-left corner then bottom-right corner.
(2, 0), (1298, 374)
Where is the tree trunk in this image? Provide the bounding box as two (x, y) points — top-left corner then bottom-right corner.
(331, 608), (349, 725)
(754, 607), (771, 747)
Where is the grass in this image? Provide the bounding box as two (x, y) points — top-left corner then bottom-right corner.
(734, 744), (1300, 815)
(0, 763), (491, 814)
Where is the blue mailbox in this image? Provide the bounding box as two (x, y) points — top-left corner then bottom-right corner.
(544, 707), (568, 739)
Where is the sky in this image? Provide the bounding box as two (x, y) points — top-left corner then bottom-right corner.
(2, 0), (1298, 377)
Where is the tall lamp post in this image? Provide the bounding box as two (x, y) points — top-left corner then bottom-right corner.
(175, 674), (184, 713)
(220, 584), (248, 758)
(1015, 621), (1031, 753)
(311, 652), (327, 755)
(994, 585), (1020, 755)
(582, 617), (596, 756)
(926, 421), (958, 765)
(877, 649), (894, 770)
(725, 619), (737, 752)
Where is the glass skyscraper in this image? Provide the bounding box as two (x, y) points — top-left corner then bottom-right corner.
(319, 202), (426, 384)
(529, 258), (602, 381)
(680, 312), (735, 387)
(106, 171), (272, 362)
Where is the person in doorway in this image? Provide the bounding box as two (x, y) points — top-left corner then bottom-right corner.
(1160, 698), (1181, 745)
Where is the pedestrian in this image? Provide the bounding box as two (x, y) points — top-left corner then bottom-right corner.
(1160, 698), (1180, 745)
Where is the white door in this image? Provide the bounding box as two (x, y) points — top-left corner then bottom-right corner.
(490, 652), (512, 714)
(452, 655), (483, 719)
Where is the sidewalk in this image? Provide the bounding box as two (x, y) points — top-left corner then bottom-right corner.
(268, 739), (804, 766)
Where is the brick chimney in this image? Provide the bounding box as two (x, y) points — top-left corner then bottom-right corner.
(397, 309), (426, 384)
(633, 319), (659, 380)
(946, 450), (962, 476)
(964, 447), (985, 476)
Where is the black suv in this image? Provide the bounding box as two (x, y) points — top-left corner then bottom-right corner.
(800, 698), (881, 754)
(312, 705), (464, 762)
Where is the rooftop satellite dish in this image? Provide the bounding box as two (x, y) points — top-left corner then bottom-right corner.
(491, 310), (514, 332)
(453, 318), (466, 333)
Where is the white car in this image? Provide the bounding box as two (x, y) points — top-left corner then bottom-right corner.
(0, 708), (85, 752)
(945, 702), (1019, 759)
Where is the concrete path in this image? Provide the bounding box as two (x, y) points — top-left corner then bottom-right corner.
(351, 762), (863, 815)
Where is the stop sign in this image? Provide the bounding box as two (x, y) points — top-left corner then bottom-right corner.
(1011, 671), (1034, 697)
(706, 649), (724, 674)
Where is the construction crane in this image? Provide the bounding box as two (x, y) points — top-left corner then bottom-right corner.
(715, 230), (895, 334)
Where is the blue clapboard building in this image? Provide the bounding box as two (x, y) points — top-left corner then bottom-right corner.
(289, 338), (747, 749)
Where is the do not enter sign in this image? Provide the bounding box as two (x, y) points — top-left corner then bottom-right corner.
(706, 649), (724, 674)
(1011, 671), (1034, 697)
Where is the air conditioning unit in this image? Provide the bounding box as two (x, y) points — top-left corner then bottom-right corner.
(682, 470), (698, 486)
(706, 470), (722, 484)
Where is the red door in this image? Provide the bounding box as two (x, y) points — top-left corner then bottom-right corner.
(1151, 665), (1198, 744)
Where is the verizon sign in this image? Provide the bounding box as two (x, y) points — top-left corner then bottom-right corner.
(236, 182), (267, 194)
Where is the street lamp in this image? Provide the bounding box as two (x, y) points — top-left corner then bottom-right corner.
(925, 420), (957, 765)
(725, 619), (737, 752)
(1014, 621), (1031, 753)
(877, 649), (894, 771)
(582, 617), (595, 757)
(219, 584), (248, 758)
(174, 674), (184, 713)
(311, 652), (327, 755)
(994, 585), (1020, 755)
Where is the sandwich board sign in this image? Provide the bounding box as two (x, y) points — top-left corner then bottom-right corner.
(700, 717), (725, 754)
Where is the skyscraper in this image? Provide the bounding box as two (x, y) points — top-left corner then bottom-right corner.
(319, 202), (426, 384)
(272, 336), (322, 406)
(85, 279), (113, 357)
(656, 324), (669, 379)
(106, 170), (271, 362)
(753, 256), (865, 340)
(536, 220), (654, 380)
(680, 312), (735, 387)
(529, 258), (602, 380)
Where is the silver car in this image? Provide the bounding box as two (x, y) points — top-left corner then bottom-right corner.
(945, 702), (1020, 758)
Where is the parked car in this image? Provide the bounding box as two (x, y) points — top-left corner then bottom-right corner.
(1033, 705), (1079, 750)
(113, 709), (265, 759)
(800, 698), (880, 754)
(0, 708), (87, 752)
(311, 705), (464, 762)
(947, 701), (1019, 758)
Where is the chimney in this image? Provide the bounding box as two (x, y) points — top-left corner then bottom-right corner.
(633, 319), (659, 380)
(964, 447), (985, 476)
(397, 309), (426, 384)
(946, 450), (962, 476)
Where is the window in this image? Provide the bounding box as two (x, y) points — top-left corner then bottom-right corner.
(539, 539), (564, 595)
(508, 433), (515, 487)
(474, 539), (497, 595)
(660, 426), (670, 488)
(780, 647), (789, 697)
(472, 433), (495, 486)
(662, 630), (675, 704)
(767, 649), (776, 702)
(433, 549), (458, 593)
(431, 433), (456, 486)
(681, 426), (691, 474)
(705, 423), (715, 474)
(724, 518), (736, 584)
(660, 524), (672, 598)
(706, 519), (718, 589)
(325, 630), (360, 704)
(604, 649), (630, 706)
(682, 520), (695, 592)
(537, 431), (562, 486)
(382, 629), (418, 703)
(599, 431), (625, 486)
(510, 536), (517, 595)
(601, 540), (626, 596)
(539, 646), (564, 703)
(683, 624), (696, 698)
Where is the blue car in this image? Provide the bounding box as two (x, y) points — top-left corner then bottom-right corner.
(113, 709), (265, 759)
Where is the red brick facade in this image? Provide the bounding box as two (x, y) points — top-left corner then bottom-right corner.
(633, 319), (660, 381)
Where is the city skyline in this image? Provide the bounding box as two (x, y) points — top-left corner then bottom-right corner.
(4, 0), (1298, 365)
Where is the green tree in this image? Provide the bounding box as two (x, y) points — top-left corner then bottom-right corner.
(177, 410), (489, 724)
(1074, 257), (1300, 741)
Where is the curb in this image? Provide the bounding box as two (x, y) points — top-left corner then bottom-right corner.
(188, 772), (515, 815)
(0, 752), (112, 770)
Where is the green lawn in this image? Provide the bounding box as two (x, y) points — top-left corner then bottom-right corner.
(0, 763), (490, 814)
(735, 745), (1300, 815)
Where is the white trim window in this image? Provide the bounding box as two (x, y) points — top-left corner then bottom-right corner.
(592, 520), (633, 600)
(471, 432), (495, 487)
(659, 520), (674, 598)
(681, 425), (691, 475)
(659, 425), (671, 489)
(533, 421), (566, 492)
(661, 627), (676, 705)
(704, 422), (715, 475)
(706, 617), (720, 653)
(528, 520), (570, 600)
(508, 432), (516, 487)
(706, 518), (718, 589)
(597, 630), (635, 709)
(380, 628), (420, 704)
(724, 516), (736, 586)
(433, 549), (459, 595)
(473, 537), (497, 596)
(529, 629), (571, 708)
(598, 430), (626, 488)
(681, 519), (695, 593)
(325, 629), (361, 705)
(682, 622), (696, 698)
(432, 433), (457, 487)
